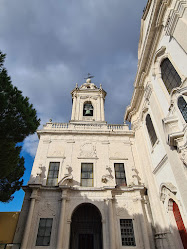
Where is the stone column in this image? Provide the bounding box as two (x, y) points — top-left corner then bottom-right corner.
(102, 219), (107, 249)
(21, 188), (38, 249)
(56, 190), (67, 249)
(108, 198), (115, 249)
(64, 219), (71, 249)
(100, 95), (105, 121)
(71, 94), (77, 120)
(133, 195), (151, 249)
(75, 96), (80, 120)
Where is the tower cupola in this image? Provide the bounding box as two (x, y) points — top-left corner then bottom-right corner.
(70, 76), (107, 123)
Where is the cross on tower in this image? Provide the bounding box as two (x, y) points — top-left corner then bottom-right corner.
(84, 73), (94, 79)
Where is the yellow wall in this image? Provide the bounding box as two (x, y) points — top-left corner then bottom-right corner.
(0, 212), (20, 243)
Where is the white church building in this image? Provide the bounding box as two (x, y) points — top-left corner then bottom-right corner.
(13, 0), (187, 248)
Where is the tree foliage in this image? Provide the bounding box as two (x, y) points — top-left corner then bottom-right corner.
(0, 51), (40, 202)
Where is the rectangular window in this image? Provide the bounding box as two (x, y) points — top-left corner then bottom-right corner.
(114, 163), (126, 186)
(47, 162), (60, 186)
(81, 163), (93, 187)
(120, 219), (136, 246)
(36, 218), (53, 246)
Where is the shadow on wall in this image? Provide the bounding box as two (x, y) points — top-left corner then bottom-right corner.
(28, 166), (47, 185)
(12, 167), (187, 249)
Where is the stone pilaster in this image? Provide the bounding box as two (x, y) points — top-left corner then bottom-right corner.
(56, 189), (67, 249)
(21, 188), (38, 249)
(108, 198), (115, 249)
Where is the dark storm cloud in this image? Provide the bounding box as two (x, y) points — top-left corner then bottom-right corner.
(0, 0), (147, 155)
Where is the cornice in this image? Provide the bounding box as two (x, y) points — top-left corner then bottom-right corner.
(38, 122), (134, 138)
(165, 0), (187, 36)
(71, 85), (107, 98)
(142, 0), (152, 20)
(37, 129), (135, 137)
(125, 0), (171, 122)
(23, 184), (145, 193)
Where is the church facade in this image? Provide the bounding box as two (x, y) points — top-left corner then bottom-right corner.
(13, 0), (187, 249)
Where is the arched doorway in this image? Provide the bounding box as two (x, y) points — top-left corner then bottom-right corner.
(70, 203), (103, 249)
(172, 200), (187, 249)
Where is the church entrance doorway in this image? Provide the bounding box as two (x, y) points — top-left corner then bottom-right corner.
(70, 203), (103, 249)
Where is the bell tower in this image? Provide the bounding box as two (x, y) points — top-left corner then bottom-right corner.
(70, 77), (107, 123)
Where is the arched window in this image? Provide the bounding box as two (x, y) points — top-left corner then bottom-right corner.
(178, 96), (187, 123)
(161, 58), (181, 93)
(146, 114), (157, 146)
(83, 101), (93, 116)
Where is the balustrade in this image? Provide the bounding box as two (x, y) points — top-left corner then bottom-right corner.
(44, 122), (126, 131)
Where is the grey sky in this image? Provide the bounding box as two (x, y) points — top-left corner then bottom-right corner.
(1, 0), (147, 156)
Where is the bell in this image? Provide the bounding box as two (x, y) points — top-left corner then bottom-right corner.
(85, 109), (91, 115)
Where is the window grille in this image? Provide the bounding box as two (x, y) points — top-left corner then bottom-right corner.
(161, 58), (181, 93)
(36, 218), (53, 246)
(81, 163), (93, 187)
(47, 162), (60, 186)
(120, 219), (136, 246)
(178, 96), (187, 123)
(114, 163), (126, 186)
(146, 114), (157, 147)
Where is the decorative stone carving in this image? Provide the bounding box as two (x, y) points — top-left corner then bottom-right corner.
(38, 201), (56, 216)
(59, 167), (73, 186)
(35, 165), (46, 184)
(59, 174), (73, 186)
(101, 166), (114, 183)
(80, 95), (98, 100)
(179, 148), (187, 168)
(160, 182), (177, 203)
(144, 83), (152, 102)
(131, 118), (141, 131)
(160, 187), (167, 203)
(91, 96), (98, 100)
(78, 143), (97, 158)
(80, 95), (89, 99)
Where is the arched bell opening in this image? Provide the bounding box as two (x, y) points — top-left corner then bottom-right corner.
(83, 101), (93, 116)
(69, 203), (103, 249)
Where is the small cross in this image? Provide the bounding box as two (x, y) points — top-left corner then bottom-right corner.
(84, 73), (94, 79)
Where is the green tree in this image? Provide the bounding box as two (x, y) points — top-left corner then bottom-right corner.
(0, 51), (40, 202)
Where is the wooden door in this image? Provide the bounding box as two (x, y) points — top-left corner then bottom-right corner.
(78, 234), (94, 249)
(173, 201), (187, 249)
